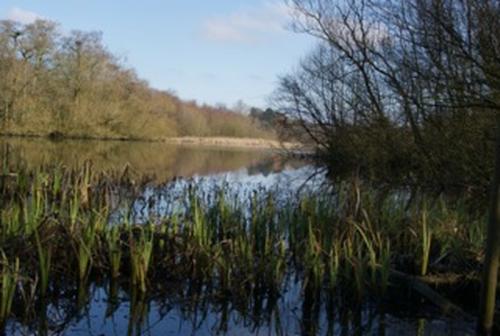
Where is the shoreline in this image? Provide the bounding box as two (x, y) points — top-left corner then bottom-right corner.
(0, 133), (304, 151)
(162, 137), (301, 150)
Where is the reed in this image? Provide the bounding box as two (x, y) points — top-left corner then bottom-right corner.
(0, 163), (488, 331)
(129, 225), (154, 292)
(327, 244), (340, 290)
(106, 225), (123, 279)
(0, 204), (21, 241)
(76, 219), (96, 281)
(23, 176), (44, 235)
(34, 230), (51, 297)
(420, 207), (432, 276)
(0, 252), (19, 325)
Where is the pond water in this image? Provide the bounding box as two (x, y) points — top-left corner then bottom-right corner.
(0, 138), (478, 335)
(6, 281), (475, 336)
(0, 137), (306, 182)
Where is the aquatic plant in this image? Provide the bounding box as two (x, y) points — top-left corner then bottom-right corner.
(0, 253), (19, 325)
(129, 225), (154, 292)
(0, 164), (489, 332)
(106, 225), (123, 279)
(76, 218), (97, 281)
(420, 207), (432, 276)
(34, 230), (51, 297)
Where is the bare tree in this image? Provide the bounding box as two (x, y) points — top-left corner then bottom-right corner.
(282, 0), (500, 332)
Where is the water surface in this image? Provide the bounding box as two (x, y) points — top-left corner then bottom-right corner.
(0, 137), (306, 182)
(0, 137), (477, 335)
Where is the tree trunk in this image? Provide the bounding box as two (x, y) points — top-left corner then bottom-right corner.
(478, 117), (500, 335)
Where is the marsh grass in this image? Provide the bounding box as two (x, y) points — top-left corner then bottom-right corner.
(106, 225), (123, 279)
(420, 207), (432, 276)
(129, 225), (154, 293)
(34, 231), (51, 297)
(0, 164), (487, 329)
(0, 253), (18, 326)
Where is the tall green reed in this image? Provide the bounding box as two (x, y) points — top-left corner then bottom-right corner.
(0, 252), (19, 325)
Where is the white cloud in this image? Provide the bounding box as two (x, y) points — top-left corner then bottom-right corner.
(201, 2), (293, 44)
(6, 7), (46, 24)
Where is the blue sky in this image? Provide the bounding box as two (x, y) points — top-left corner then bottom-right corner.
(0, 1), (315, 108)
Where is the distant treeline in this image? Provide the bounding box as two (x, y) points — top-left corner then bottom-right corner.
(0, 20), (272, 140)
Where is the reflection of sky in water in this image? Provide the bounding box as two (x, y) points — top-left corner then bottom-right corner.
(198, 164), (322, 190)
(7, 280), (475, 336)
(124, 165), (325, 224)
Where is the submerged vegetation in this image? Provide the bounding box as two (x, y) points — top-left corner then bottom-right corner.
(0, 164), (489, 333)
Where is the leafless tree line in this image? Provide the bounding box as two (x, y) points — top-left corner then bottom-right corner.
(276, 0), (498, 188)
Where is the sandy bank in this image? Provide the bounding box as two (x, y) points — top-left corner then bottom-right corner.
(162, 137), (302, 150)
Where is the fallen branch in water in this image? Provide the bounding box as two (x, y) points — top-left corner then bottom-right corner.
(417, 272), (478, 286)
(389, 269), (473, 320)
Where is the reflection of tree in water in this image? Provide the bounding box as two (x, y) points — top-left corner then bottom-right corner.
(247, 158), (279, 176)
(0, 138), (277, 180)
(5, 274), (457, 336)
